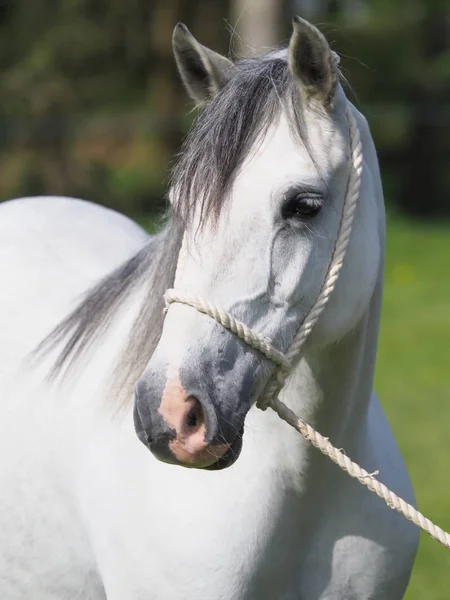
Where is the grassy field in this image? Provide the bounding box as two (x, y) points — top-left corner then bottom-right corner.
(377, 214), (450, 598)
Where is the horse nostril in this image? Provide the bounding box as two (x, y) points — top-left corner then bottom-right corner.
(186, 408), (198, 428)
(184, 397), (204, 433)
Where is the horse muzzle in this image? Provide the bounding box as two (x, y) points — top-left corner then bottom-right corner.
(133, 364), (245, 470)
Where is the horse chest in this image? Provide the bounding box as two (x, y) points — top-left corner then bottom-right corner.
(78, 422), (315, 600)
(79, 414), (415, 600)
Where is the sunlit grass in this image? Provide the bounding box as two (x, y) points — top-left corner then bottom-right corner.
(378, 214), (450, 599)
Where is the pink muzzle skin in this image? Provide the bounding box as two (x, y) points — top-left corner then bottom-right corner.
(159, 373), (230, 468)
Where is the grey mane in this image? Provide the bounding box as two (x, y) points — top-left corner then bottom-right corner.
(36, 218), (183, 391)
(38, 49), (312, 396)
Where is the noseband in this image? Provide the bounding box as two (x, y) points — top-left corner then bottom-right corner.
(163, 105), (450, 550)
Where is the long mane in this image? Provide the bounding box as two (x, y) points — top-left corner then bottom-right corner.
(35, 218), (182, 390)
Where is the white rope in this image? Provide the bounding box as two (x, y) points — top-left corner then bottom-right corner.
(164, 290), (289, 369)
(270, 397), (450, 550)
(256, 107), (362, 410)
(164, 106), (450, 550)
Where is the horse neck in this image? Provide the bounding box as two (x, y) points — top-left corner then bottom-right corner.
(280, 272), (383, 453)
(276, 106), (386, 454)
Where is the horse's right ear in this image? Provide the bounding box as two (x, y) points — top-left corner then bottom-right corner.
(288, 17), (339, 108)
(172, 23), (236, 105)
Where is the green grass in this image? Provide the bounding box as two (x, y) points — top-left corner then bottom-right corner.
(377, 214), (450, 598)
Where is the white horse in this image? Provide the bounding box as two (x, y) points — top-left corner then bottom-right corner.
(0, 18), (419, 599)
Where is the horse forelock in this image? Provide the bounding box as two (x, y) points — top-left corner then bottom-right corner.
(170, 50), (310, 230)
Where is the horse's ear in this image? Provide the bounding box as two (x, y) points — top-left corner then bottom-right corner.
(172, 23), (236, 105)
(288, 17), (339, 108)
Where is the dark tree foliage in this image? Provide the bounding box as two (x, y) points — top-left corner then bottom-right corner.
(0, 0), (448, 217)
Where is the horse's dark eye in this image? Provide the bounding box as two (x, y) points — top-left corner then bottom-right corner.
(281, 193), (323, 221)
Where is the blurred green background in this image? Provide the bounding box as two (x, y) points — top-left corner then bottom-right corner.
(0, 0), (449, 596)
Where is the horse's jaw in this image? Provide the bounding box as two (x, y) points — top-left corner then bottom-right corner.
(271, 270), (384, 473)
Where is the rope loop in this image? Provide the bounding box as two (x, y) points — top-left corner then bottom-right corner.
(164, 290), (290, 370)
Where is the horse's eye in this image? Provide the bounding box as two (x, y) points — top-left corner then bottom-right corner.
(281, 193), (323, 221)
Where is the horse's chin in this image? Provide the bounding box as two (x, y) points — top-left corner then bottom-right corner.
(203, 432), (243, 471)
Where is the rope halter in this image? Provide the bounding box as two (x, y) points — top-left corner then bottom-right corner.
(165, 106), (362, 410)
(163, 105), (450, 550)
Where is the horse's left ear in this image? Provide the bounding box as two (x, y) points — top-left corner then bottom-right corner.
(288, 17), (339, 108)
(173, 23), (236, 105)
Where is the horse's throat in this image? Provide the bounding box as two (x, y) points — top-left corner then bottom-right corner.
(282, 283), (382, 454)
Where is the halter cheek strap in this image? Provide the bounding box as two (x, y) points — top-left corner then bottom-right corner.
(163, 106), (450, 550)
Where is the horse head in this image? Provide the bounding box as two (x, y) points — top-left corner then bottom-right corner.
(134, 18), (381, 469)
